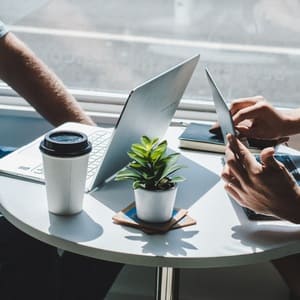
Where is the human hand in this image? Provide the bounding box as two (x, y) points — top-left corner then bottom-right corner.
(222, 134), (300, 223)
(231, 96), (289, 140)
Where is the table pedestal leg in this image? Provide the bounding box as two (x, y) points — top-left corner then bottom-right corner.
(155, 267), (180, 300)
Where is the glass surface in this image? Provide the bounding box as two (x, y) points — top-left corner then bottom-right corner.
(1, 0), (300, 107)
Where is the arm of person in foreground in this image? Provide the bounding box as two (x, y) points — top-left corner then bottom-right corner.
(0, 32), (95, 126)
(221, 133), (300, 223)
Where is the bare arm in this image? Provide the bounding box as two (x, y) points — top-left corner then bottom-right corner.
(0, 32), (95, 126)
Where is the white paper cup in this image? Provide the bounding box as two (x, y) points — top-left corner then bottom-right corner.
(40, 130), (92, 215)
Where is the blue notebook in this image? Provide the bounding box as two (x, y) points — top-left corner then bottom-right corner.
(179, 122), (278, 153)
(178, 122), (225, 153)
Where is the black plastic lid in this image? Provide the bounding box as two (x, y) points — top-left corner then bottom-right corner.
(39, 131), (92, 158)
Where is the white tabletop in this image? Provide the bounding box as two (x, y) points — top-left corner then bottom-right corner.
(1, 126), (300, 269)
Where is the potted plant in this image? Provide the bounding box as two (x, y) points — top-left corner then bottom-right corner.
(115, 136), (185, 223)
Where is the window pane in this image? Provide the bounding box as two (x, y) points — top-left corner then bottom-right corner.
(1, 0), (300, 108)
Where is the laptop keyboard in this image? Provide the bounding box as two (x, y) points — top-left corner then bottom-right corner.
(31, 129), (112, 180)
(86, 130), (112, 179)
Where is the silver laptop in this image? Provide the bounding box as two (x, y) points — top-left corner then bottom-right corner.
(0, 54), (200, 192)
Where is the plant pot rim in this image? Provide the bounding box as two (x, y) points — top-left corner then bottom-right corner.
(135, 185), (178, 193)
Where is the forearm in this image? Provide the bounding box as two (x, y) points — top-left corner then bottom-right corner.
(0, 33), (95, 126)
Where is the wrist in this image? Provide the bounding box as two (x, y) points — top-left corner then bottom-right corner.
(282, 109), (300, 137)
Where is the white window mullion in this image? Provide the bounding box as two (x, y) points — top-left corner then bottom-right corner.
(0, 84), (216, 120)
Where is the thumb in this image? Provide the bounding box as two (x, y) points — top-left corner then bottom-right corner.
(260, 147), (280, 169)
(235, 124), (253, 137)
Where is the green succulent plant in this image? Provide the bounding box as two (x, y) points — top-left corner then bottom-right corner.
(115, 136), (186, 190)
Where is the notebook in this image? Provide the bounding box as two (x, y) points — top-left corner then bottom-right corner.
(205, 67), (300, 220)
(0, 54), (200, 192)
(178, 122), (277, 153)
(178, 122), (228, 153)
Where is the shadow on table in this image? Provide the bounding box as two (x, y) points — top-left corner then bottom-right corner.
(228, 196), (252, 224)
(90, 154), (220, 213)
(221, 191), (300, 256)
(228, 193), (300, 247)
(48, 211), (103, 242)
(125, 229), (199, 256)
(231, 223), (300, 250)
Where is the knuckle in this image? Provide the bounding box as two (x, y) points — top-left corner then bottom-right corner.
(256, 101), (270, 111)
(221, 173), (229, 181)
(226, 157), (236, 167)
(230, 99), (239, 107)
(252, 169), (261, 177)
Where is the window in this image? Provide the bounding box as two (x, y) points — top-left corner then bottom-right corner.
(1, 0), (300, 122)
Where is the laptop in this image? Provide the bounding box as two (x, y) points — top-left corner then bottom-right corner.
(0, 54), (199, 192)
(205, 67), (300, 220)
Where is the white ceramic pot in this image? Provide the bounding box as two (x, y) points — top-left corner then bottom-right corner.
(134, 186), (178, 223)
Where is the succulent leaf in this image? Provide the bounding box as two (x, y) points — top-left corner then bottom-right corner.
(115, 136), (186, 190)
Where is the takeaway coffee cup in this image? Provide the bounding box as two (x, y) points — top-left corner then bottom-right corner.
(39, 130), (92, 215)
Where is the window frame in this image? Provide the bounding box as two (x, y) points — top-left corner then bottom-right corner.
(0, 84), (217, 125)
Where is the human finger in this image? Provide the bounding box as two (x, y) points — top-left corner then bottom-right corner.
(224, 181), (244, 205)
(221, 162), (243, 189)
(232, 104), (262, 126)
(224, 137), (250, 183)
(209, 122), (221, 135)
(221, 163), (232, 182)
(235, 124), (252, 137)
(224, 138), (242, 167)
(227, 134), (260, 174)
(230, 96), (264, 115)
(260, 147), (280, 169)
(260, 148), (296, 184)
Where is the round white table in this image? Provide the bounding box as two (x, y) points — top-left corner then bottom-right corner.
(1, 127), (300, 300)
